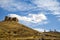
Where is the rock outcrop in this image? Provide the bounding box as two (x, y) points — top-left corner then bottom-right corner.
(4, 16), (18, 22)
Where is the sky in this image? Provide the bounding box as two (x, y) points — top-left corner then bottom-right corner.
(0, 0), (60, 32)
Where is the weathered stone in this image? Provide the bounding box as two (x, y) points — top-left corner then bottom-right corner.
(4, 16), (18, 22)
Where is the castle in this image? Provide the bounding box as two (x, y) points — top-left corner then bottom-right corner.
(4, 16), (18, 22)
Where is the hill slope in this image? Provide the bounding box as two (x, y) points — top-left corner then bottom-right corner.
(0, 21), (41, 38)
(42, 32), (60, 39)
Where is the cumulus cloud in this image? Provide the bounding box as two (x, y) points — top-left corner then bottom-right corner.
(8, 14), (47, 23)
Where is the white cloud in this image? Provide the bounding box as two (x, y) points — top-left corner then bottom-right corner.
(0, 0), (60, 20)
(8, 13), (47, 23)
(28, 13), (47, 23)
(0, 0), (36, 11)
(0, 0), (60, 15)
(8, 14), (32, 22)
(32, 0), (60, 14)
(33, 28), (49, 32)
(32, 0), (60, 20)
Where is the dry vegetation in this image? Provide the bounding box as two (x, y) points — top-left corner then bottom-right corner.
(0, 16), (60, 40)
(0, 21), (41, 38)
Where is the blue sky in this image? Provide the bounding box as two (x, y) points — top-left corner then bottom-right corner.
(0, 0), (60, 32)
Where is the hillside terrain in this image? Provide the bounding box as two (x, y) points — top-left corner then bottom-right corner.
(0, 21), (41, 37)
(0, 16), (60, 40)
(42, 32), (60, 39)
